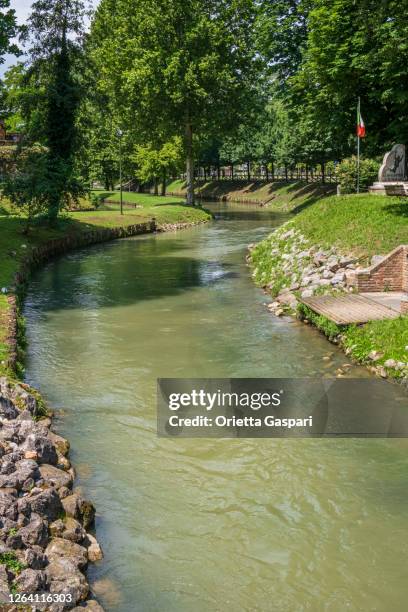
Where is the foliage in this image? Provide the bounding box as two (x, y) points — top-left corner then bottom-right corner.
(89, 0), (260, 204)
(297, 303), (342, 341)
(335, 156), (379, 194)
(0, 552), (26, 574)
(23, 0), (90, 222)
(2, 145), (51, 227)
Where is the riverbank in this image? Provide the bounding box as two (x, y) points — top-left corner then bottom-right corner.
(164, 179), (335, 208)
(249, 193), (408, 382)
(0, 199), (210, 608)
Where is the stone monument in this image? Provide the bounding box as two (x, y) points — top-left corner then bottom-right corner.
(369, 144), (408, 195)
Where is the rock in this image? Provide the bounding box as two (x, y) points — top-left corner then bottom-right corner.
(46, 537), (88, 570)
(14, 568), (47, 593)
(371, 254), (385, 266)
(289, 282), (300, 291)
(0, 565), (10, 602)
(48, 431), (70, 456)
(39, 464), (73, 490)
(313, 251), (327, 266)
(50, 519), (66, 538)
(6, 531), (23, 550)
(322, 269), (334, 279)
(20, 487), (63, 522)
(378, 367), (388, 378)
(46, 557), (89, 606)
(0, 491), (18, 521)
(62, 517), (87, 544)
(71, 601), (105, 611)
(301, 289), (314, 299)
(327, 259), (340, 272)
(22, 434), (58, 465)
(0, 459), (39, 490)
(0, 396), (18, 419)
(368, 350), (384, 362)
(340, 256), (357, 266)
(384, 359), (397, 368)
(19, 514), (49, 548)
(24, 545), (47, 570)
(318, 278), (331, 286)
(275, 308), (284, 316)
(24, 450), (38, 460)
(86, 533), (103, 562)
(62, 493), (95, 529)
(57, 453), (71, 471)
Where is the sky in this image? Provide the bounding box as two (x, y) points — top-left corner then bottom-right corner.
(1, 0), (98, 74)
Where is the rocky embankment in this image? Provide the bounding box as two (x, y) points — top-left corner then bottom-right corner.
(0, 378), (103, 611)
(248, 225), (360, 314)
(248, 224), (408, 382)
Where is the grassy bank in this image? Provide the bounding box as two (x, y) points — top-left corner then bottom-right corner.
(0, 195), (211, 376)
(250, 193), (408, 378)
(165, 179), (335, 210)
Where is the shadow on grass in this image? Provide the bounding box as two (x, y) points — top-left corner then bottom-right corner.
(383, 200), (408, 218)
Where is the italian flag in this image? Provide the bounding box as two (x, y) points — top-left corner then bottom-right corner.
(357, 107), (366, 138)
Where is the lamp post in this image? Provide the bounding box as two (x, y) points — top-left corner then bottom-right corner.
(117, 129), (123, 215)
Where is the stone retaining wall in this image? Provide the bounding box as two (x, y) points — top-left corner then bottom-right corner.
(355, 245), (408, 292)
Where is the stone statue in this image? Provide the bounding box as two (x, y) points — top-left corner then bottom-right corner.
(378, 144), (406, 182)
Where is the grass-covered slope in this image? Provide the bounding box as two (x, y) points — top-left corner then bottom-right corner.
(294, 193), (408, 257)
(0, 196), (211, 376)
(166, 179), (335, 211)
(250, 193), (408, 378)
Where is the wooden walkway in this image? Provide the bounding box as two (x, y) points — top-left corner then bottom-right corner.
(301, 294), (401, 325)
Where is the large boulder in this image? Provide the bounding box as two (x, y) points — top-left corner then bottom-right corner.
(19, 514), (49, 548)
(19, 487), (63, 522)
(85, 534), (103, 563)
(62, 494), (95, 529)
(48, 431), (70, 456)
(14, 568), (48, 593)
(46, 557), (89, 606)
(62, 517), (87, 544)
(39, 464), (73, 490)
(0, 396), (18, 420)
(0, 459), (39, 490)
(0, 491), (18, 521)
(46, 537), (88, 570)
(21, 434), (58, 465)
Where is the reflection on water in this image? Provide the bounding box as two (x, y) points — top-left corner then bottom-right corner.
(24, 203), (408, 612)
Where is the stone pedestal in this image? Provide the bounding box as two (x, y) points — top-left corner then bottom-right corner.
(369, 182), (408, 196)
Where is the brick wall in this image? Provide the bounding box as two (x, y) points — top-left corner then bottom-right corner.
(356, 245), (408, 292)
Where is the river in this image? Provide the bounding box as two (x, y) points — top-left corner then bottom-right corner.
(24, 202), (408, 611)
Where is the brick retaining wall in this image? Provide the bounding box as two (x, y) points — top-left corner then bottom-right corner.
(355, 245), (408, 292)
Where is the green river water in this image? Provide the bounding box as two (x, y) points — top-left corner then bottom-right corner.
(24, 203), (408, 611)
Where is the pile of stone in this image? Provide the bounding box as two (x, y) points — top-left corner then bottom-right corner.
(0, 377), (103, 611)
(250, 226), (362, 316)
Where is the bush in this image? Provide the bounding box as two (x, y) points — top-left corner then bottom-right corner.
(335, 156), (379, 193)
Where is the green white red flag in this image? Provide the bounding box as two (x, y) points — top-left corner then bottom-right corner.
(356, 105), (366, 138)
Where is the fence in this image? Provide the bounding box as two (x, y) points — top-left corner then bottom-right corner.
(191, 165), (337, 184)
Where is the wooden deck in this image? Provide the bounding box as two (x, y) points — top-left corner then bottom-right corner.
(301, 294), (401, 325)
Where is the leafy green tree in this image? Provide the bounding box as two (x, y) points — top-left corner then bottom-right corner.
(133, 138), (183, 195)
(0, 0), (21, 63)
(26, 0), (90, 222)
(90, 0), (259, 205)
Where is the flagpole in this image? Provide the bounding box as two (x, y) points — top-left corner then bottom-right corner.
(357, 97), (360, 194)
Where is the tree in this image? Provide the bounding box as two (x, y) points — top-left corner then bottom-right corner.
(90, 0), (260, 205)
(0, 0), (21, 63)
(133, 138), (183, 196)
(26, 0), (90, 222)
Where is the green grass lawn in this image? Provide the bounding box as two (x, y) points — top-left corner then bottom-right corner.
(251, 192), (408, 377)
(92, 190), (185, 207)
(0, 195), (211, 376)
(294, 193), (408, 258)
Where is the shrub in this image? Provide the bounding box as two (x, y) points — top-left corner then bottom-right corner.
(335, 156), (379, 193)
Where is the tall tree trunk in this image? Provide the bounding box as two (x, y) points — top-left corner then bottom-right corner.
(271, 161), (274, 181)
(185, 123), (194, 206)
(154, 177), (159, 195)
(217, 164), (220, 180)
(231, 163), (234, 180)
(285, 165), (288, 182)
(265, 164), (269, 182)
(306, 164), (309, 183)
(204, 166), (207, 181)
(321, 162), (325, 184)
(247, 161), (250, 181)
(161, 168), (166, 196)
